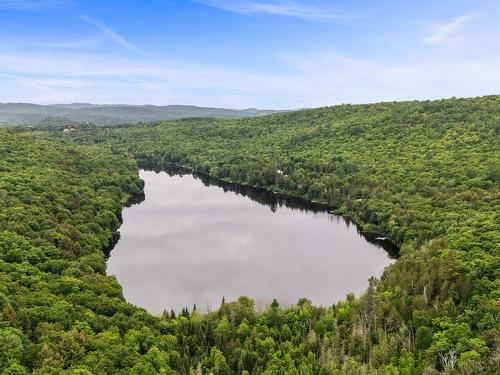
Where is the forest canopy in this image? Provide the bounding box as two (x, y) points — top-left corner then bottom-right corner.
(1, 95), (499, 374)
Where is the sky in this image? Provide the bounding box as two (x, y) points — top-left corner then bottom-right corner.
(0, 0), (499, 109)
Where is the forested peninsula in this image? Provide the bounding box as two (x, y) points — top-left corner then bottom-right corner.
(1, 95), (499, 374)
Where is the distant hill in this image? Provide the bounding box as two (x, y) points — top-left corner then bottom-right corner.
(0, 102), (283, 125)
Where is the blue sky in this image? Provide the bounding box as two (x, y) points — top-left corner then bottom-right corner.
(0, 0), (499, 108)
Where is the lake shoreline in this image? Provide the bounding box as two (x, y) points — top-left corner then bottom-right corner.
(135, 160), (400, 258)
(106, 168), (397, 313)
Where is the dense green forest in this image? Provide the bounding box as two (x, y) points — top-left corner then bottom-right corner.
(1, 95), (499, 374)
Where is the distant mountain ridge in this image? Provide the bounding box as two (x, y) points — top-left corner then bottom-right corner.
(0, 102), (283, 125)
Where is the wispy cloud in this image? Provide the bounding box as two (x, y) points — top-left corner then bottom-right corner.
(423, 14), (479, 45)
(194, 0), (348, 21)
(0, 3), (497, 108)
(0, 0), (69, 10)
(27, 37), (104, 49)
(1, 45), (499, 108)
(17, 16), (151, 55)
(0, 50), (287, 106)
(23, 15), (152, 56)
(80, 15), (151, 55)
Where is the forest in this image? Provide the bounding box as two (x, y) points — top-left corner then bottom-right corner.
(1, 95), (499, 374)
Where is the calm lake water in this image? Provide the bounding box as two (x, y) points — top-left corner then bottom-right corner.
(107, 169), (396, 314)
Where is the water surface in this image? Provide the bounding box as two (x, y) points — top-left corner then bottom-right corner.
(107, 169), (396, 314)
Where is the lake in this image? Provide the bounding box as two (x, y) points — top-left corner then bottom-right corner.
(107, 169), (396, 314)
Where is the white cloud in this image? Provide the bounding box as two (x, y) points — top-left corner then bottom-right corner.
(80, 15), (152, 55)
(423, 14), (479, 45)
(0, 46), (499, 108)
(193, 0), (347, 21)
(0, 50), (293, 107)
(16, 16), (150, 54)
(277, 50), (500, 105)
(0, 7), (497, 108)
(27, 37), (104, 49)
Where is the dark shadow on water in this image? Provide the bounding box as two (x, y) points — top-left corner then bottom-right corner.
(137, 164), (400, 258)
(105, 192), (146, 258)
(125, 191), (146, 207)
(104, 231), (121, 258)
